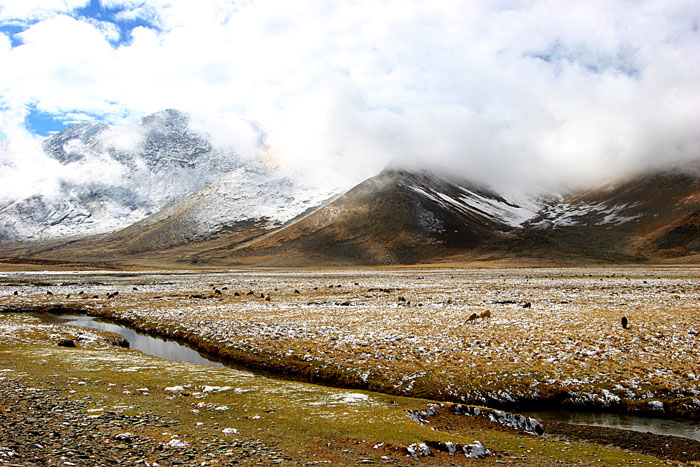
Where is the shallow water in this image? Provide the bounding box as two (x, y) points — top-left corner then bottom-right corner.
(523, 410), (700, 442)
(58, 314), (226, 368)
(50, 313), (700, 442)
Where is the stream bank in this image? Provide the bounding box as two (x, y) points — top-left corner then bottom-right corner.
(38, 310), (700, 449)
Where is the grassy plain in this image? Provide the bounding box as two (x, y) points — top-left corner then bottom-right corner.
(1, 266), (699, 465)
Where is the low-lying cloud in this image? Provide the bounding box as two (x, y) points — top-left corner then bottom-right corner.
(1, 0), (698, 200)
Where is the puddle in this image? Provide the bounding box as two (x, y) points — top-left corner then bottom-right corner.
(54, 314), (226, 368)
(523, 410), (700, 442)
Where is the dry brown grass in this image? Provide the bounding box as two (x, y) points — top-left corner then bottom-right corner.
(2, 266), (699, 419)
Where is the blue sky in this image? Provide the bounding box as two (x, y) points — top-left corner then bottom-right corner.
(75, 0), (156, 46)
(1, 0), (159, 136)
(0, 0), (698, 196)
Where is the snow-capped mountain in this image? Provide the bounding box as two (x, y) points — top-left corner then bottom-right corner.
(397, 172), (542, 231)
(0, 109), (254, 241)
(1, 106), (697, 266)
(194, 169), (548, 265)
(97, 161), (345, 253)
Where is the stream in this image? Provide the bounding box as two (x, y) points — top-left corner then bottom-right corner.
(56, 314), (226, 368)
(51, 313), (700, 442)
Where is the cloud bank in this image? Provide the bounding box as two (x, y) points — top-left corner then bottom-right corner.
(1, 0), (699, 198)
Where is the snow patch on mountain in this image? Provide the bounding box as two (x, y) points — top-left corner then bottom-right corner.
(531, 201), (643, 229)
(407, 184), (541, 228)
(0, 109), (262, 241)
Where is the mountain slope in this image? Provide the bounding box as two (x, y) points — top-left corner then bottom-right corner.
(1, 167), (698, 267)
(518, 170), (700, 260)
(194, 170), (542, 265)
(0, 109), (255, 241)
(90, 162), (344, 255)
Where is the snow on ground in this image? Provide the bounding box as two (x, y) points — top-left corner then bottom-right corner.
(1, 268), (699, 416)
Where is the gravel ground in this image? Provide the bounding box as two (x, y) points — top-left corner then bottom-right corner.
(0, 378), (288, 466)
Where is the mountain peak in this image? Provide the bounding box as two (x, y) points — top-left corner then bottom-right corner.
(42, 121), (110, 164)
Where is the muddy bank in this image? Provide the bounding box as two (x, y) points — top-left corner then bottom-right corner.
(414, 403), (699, 463)
(545, 422), (700, 464)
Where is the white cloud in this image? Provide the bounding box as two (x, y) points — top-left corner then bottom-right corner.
(0, 0), (698, 198)
(0, 0), (89, 22)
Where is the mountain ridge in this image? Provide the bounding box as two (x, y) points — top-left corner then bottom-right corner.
(4, 166), (697, 267)
(1, 110), (698, 266)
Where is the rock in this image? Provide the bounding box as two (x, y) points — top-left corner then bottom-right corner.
(622, 316), (628, 329)
(58, 339), (76, 348)
(463, 441), (489, 458)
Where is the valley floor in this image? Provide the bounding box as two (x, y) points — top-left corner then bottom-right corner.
(0, 266), (699, 465)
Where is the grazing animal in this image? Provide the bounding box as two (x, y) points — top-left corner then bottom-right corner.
(621, 316), (628, 329)
(523, 302), (531, 309)
(234, 292), (241, 296)
(398, 296), (406, 302)
(214, 289), (222, 295)
(13, 291), (18, 295)
(265, 295), (271, 302)
(132, 287), (138, 291)
(478, 310), (491, 319)
(466, 313), (478, 323)
(46, 290), (53, 295)
(294, 289), (301, 294)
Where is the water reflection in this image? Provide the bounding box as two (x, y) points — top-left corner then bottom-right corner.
(60, 314), (225, 368)
(524, 410), (700, 441)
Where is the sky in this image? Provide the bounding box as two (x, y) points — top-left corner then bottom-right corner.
(0, 0), (699, 198)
